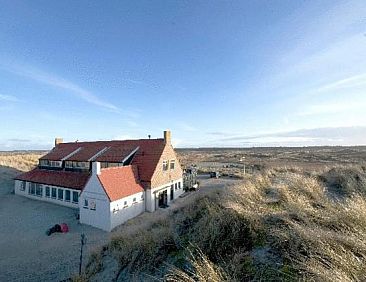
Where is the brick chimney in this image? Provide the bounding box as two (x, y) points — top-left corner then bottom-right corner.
(55, 138), (63, 147)
(164, 130), (171, 144)
(92, 161), (101, 175)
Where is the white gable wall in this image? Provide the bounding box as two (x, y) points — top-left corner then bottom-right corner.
(110, 191), (145, 231)
(79, 174), (111, 231)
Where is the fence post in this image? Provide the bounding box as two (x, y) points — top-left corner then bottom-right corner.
(79, 233), (87, 275)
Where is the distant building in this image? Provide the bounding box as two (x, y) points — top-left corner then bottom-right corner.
(14, 131), (183, 231)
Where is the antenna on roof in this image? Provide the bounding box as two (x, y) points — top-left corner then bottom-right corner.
(148, 135), (151, 139)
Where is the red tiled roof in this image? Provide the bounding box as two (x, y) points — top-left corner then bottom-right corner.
(97, 165), (144, 202)
(95, 144), (138, 162)
(15, 169), (90, 190)
(129, 140), (165, 182)
(67, 143), (108, 161)
(40, 143), (80, 161)
(40, 139), (166, 183)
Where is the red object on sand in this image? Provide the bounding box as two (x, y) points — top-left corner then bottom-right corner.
(60, 223), (69, 233)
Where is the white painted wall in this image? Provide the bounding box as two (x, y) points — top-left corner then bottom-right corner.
(14, 166), (184, 232)
(79, 172), (111, 231)
(14, 180), (80, 209)
(146, 178), (184, 212)
(110, 191), (145, 231)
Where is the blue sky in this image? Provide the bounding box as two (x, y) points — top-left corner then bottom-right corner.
(0, 0), (365, 149)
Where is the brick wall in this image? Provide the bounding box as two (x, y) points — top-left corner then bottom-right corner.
(150, 144), (183, 188)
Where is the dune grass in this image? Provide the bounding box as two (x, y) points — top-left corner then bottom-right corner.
(0, 153), (43, 172)
(79, 166), (366, 281)
(0, 153), (44, 195)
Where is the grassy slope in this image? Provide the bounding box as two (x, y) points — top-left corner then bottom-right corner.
(79, 165), (366, 281)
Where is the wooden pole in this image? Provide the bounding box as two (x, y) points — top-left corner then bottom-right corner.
(79, 233), (86, 275)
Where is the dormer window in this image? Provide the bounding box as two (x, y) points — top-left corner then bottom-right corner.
(39, 159), (50, 167)
(50, 161), (62, 167)
(65, 161), (89, 169)
(39, 160), (62, 167)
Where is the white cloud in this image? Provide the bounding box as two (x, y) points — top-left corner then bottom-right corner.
(0, 94), (21, 102)
(0, 62), (119, 112)
(316, 73), (366, 93)
(298, 101), (365, 116)
(204, 127), (366, 147)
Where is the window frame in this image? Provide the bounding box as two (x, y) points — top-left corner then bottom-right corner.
(170, 160), (175, 170)
(45, 186), (50, 198)
(90, 199), (96, 211)
(57, 189), (64, 200)
(65, 190), (71, 202)
(51, 187), (57, 199)
(72, 191), (79, 203)
(35, 184), (43, 197)
(29, 183), (36, 195)
(163, 160), (169, 171)
(20, 181), (26, 191)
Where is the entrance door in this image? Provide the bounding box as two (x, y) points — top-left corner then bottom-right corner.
(158, 190), (168, 207)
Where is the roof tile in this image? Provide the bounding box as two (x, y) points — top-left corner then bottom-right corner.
(15, 169), (90, 190)
(97, 165), (144, 202)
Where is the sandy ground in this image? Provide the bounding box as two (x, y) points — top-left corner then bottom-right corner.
(0, 175), (238, 282)
(0, 194), (110, 282)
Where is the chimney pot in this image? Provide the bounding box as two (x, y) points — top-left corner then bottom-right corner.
(55, 138), (63, 147)
(164, 130), (171, 144)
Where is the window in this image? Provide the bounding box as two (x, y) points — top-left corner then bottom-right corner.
(65, 161), (89, 169)
(113, 205), (119, 214)
(65, 190), (71, 202)
(178, 182), (181, 189)
(123, 200), (128, 208)
(49, 161), (62, 167)
(175, 183), (178, 191)
(163, 160), (168, 171)
(29, 183), (36, 195)
(35, 184), (43, 197)
(84, 199), (88, 208)
(72, 191), (79, 203)
(170, 160), (175, 170)
(58, 189), (64, 200)
(141, 194), (144, 201)
(101, 162), (123, 168)
(20, 181), (26, 191)
(90, 200), (96, 210)
(51, 188), (57, 199)
(39, 159), (49, 167)
(133, 197), (137, 203)
(45, 187), (50, 198)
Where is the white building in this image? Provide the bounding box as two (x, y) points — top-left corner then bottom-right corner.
(14, 131), (184, 231)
